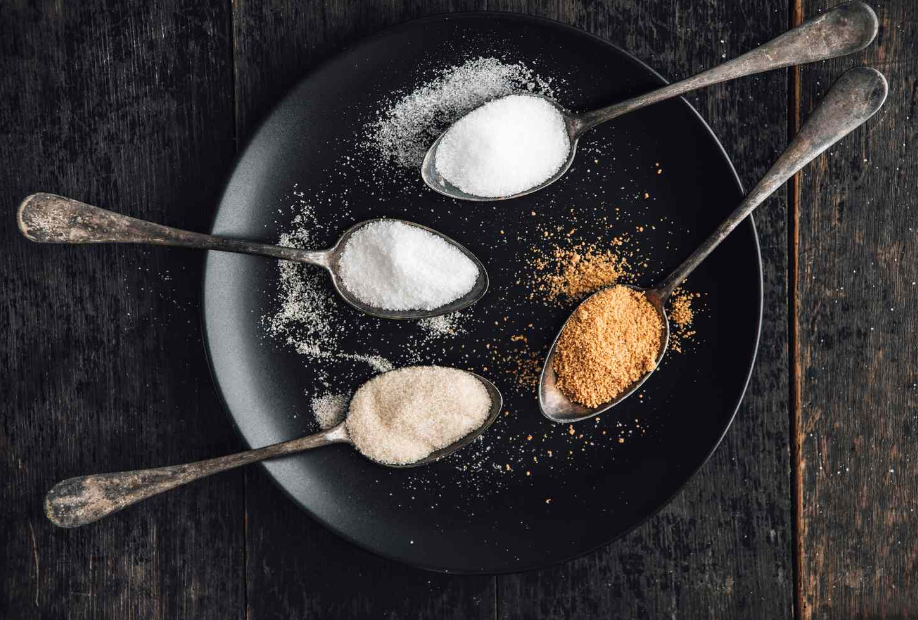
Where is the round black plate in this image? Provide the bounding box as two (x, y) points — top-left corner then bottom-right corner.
(203, 13), (761, 573)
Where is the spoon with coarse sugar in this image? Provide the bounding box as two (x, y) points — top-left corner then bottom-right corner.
(43, 366), (503, 528)
(540, 67), (888, 423)
(422, 1), (879, 200)
(16, 194), (488, 319)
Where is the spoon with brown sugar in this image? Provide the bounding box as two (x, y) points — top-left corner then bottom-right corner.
(540, 67), (888, 424)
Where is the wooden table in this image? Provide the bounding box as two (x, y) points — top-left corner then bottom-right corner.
(1, 1), (914, 618)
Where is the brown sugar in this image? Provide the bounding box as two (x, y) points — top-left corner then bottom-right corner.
(553, 286), (663, 407)
(669, 291), (694, 327)
(533, 244), (627, 303)
(667, 289), (699, 354)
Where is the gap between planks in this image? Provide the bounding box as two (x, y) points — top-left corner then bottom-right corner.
(788, 0), (804, 619)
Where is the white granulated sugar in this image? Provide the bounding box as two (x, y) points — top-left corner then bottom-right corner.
(347, 366), (492, 465)
(435, 94), (570, 198)
(367, 57), (556, 169)
(312, 393), (349, 430)
(338, 221), (479, 311)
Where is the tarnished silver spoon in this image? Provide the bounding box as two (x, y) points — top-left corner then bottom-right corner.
(422, 1), (878, 201)
(540, 66), (888, 423)
(44, 371), (502, 528)
(17, 193), (488, 319)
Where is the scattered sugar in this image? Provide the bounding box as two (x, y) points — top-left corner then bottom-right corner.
(417, 311), (468, 338)
(347, 366), (492, 465)
(338, 220), (479, 311)
(435, 95), (570, 197)
(366, 57), (556, 169)
(312, 393), (349, 429)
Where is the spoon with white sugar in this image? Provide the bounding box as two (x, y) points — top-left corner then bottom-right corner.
(540, 67), (888, 423)
(44, 368), (502, 528)
(16, 194), (488, 319)
(422, 1), (878, 201)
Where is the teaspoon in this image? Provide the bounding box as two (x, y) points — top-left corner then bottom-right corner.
(17, 193), (488, 319)
(44, 371), (502, 528)
(422, 1), (878, 201)
(540, 66), (888, 423)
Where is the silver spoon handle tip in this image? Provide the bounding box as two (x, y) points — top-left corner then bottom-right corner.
(656, 67), (887, 299)
(44, 424), (350, 528)
(17, 192), (327, 265)
(576, 1), (878, 133)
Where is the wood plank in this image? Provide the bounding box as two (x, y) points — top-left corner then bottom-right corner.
(493, 0), (794, 617)
(0, 1), (244, 618)
(796, 1), (918, 618)
(233, 2), (498, 619)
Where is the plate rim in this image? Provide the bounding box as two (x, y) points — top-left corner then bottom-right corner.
(201, 10), (764, 574)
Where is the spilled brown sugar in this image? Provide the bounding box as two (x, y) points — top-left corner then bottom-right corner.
(667, 288), (699, 354)
(553, 286), (663, 407)
(530, 241), (628, 304)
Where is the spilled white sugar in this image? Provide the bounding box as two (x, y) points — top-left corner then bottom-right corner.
(346, 366), (491, 465)
(417, 311), (467, 338)
(338, 221), (479, 311)
(366, 57), (556, 169)
(435, 94), (570, 198)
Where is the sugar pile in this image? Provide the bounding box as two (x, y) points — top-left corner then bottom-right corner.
(435, 95), (570, 198)
(346, 366), (492, 465)
(554, 286), (663, 407)
(338, 220), (479, 311)
(366, 57), (556, 169)
(311, 393), (349, 429)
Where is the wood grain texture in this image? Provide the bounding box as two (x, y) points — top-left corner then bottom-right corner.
(0, 1), (244, 618)
(796, 1), (918, 618)
(233, 1), (793, 619)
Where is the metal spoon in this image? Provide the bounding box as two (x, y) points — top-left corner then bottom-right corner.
(16, 193), (488, 320)
(44, 371), (502, 528)
(540, 66), (888, 423)
(422, 1), (878, 201)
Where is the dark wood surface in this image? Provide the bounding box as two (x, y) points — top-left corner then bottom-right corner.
(0, 1), (911, 619)
(795, 1), (918, 618)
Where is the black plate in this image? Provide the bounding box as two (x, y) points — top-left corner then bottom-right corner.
(203, 13), (761, 573)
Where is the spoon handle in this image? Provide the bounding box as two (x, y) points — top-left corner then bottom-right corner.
(17, 193), (329, 266)
(655, 67), (887, 300)
(575, 1), (878, 133)
(44, 424), (350, 528)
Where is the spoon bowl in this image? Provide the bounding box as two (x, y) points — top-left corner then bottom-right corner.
(44, 370), (503, 527)
(539, 285), (670, 423)
(17, 194), (488, 319)
(422, 1), (878, 201)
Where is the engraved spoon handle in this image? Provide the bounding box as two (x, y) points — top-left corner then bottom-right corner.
(17, 192), (329, 266)
(575, 2), (878, 133)
(655, 67), (887, 300)
(44, 424), (351, 528)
